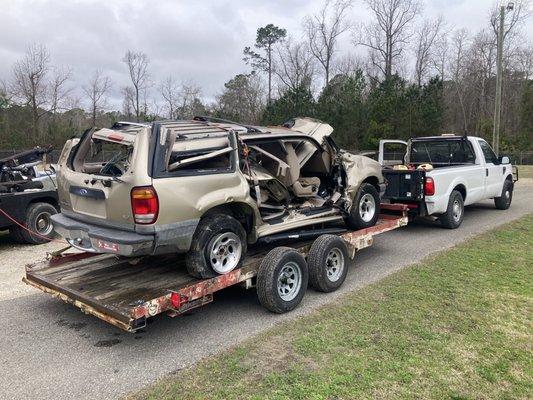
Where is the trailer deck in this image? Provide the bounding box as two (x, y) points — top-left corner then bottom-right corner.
(23, 204), (408, 332)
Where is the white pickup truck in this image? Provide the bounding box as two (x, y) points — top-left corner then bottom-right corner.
(379, 135), (517, 228)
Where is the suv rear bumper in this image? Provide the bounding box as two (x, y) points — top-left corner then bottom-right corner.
(51, 213), (199, 257)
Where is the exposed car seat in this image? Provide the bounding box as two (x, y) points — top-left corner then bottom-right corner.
(284, 143), (320, 197)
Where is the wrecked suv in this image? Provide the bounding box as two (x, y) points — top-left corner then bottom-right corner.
(52, 117), (384, 278)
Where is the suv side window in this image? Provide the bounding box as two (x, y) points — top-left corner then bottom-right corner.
(478, 140), (498, 164)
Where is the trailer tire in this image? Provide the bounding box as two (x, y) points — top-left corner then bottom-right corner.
(18, 202), (57, 244)
(308, 235), (349, 293)
(186, 214), (247, 279)
(494, 180), (513, 210)
(257, 247), (308, 313)
(440, 190), (464, 229)
(346, 183), (380, 229)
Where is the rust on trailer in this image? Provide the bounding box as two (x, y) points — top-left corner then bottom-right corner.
(22, 277), (133, 331)
(23, 206), (409, 332)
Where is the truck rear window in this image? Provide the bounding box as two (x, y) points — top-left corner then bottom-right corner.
(410, 140), (475, 165)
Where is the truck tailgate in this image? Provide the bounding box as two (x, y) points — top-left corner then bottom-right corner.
(383, 169), (425, 201)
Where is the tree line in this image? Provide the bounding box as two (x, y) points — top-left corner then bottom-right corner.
(0, 0), (531, 153)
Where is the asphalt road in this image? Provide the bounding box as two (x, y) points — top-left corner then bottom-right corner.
(1, 183), (532, 400)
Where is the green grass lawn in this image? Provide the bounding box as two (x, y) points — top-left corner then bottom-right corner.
(518, 165), (533, 180)
(132, 215), (533, 400)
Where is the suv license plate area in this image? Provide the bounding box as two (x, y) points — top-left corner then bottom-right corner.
(96, 240), (120, 253)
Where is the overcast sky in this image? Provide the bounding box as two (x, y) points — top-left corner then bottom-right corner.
(1, 0), (531, 109)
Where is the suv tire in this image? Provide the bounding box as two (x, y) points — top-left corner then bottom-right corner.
(186, 214), (247, 279)
(440, 190), (464, 229)
(345, 183), (380, 230)
(494, 180), (513, 210)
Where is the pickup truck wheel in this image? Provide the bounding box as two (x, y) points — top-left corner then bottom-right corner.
(257, 247), (308, 313)
(494, 180), (513, 210)
(308, 235), (349, 293)
(345, 183), (380, 230)
(186, 214), (247, 279)
(17, 202), (57, 244)
(440, 190), (464, 229)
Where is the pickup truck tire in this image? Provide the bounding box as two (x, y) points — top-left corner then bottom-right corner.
(257, 247), (308, 313)
(308, 235), (349, 293)
(186, 214), (247, 279)
(494, 180), (513, 210)
(17, 202), (57, 244)
(346, 183), (380, 229)
(440, 190), (464, 229)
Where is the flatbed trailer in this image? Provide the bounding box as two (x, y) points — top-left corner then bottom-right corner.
(23, 204), (408, 332)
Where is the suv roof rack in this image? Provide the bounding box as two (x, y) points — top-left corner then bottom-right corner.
(193, 116), (262, 133)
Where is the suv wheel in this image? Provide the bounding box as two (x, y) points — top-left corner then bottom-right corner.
(186, 214), (247, 279)
(345, 183), (380, 230)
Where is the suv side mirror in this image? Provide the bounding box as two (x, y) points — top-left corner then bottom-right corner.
(498, 155), (510, 164)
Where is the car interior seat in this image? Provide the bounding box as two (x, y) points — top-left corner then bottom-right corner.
(284, 143), (320, 197)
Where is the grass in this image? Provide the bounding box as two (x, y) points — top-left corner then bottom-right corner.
(132, 215), (533, 400)
(517, 165), (533, 180)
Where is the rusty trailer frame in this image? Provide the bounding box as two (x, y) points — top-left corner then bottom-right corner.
(23, 204), (408, 332)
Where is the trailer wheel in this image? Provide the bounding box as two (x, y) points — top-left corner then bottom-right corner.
(18, 202), (57, 244)
(257, 247), (308, 313)
(186, 213), (247, 279)
(345, 183), (380, 229)
(440, 190), (464, 229)
(494, 180), (513, 210)
(308, 235), (349, 293)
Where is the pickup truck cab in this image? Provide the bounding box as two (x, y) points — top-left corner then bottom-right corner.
(379, 135), (516, 228)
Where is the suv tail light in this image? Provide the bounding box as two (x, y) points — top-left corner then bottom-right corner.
(131, 186), (159, 224)
(424, 177), (435, 196)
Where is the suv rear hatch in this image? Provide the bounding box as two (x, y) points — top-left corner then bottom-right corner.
(56, 123), (152, 229)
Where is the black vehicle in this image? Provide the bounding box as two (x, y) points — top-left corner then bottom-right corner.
(0, 148), (59, 244)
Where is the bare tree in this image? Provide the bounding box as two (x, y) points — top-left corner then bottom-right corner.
(82, 70), (112, 126)
(122, 86), (136, 120)
(413, 17), (443, 86)
(274, 38), (316, 91)
(11, 44), (50, 139)
(48, 66), (73, 117)
(122, 50), (149, 122)
(432, 31), (450, 81)
(357, 0), (421, 80)
(159, 76), (179, 119)
(449, 28), (471, 133)
(489, 0), (531, 43)
(176, 82), (203, 119)
(304, 0), (352, 86)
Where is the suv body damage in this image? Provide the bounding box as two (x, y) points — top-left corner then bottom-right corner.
(52, 118), (384, 258)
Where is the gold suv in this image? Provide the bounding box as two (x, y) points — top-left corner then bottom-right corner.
(52, 117), (384, 278)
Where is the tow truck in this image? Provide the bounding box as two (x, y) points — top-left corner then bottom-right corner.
(23, 204), (408, 332)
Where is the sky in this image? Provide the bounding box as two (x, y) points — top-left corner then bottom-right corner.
(0, 0), (531, 109)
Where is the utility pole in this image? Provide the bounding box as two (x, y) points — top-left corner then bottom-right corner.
(492, 2), (514, 156)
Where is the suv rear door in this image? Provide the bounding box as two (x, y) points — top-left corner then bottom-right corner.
(57, 125), (151, 228)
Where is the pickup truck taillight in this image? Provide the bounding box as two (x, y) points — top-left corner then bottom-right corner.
(131, 186), (159, 224)
(424, 177), (435, 196)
